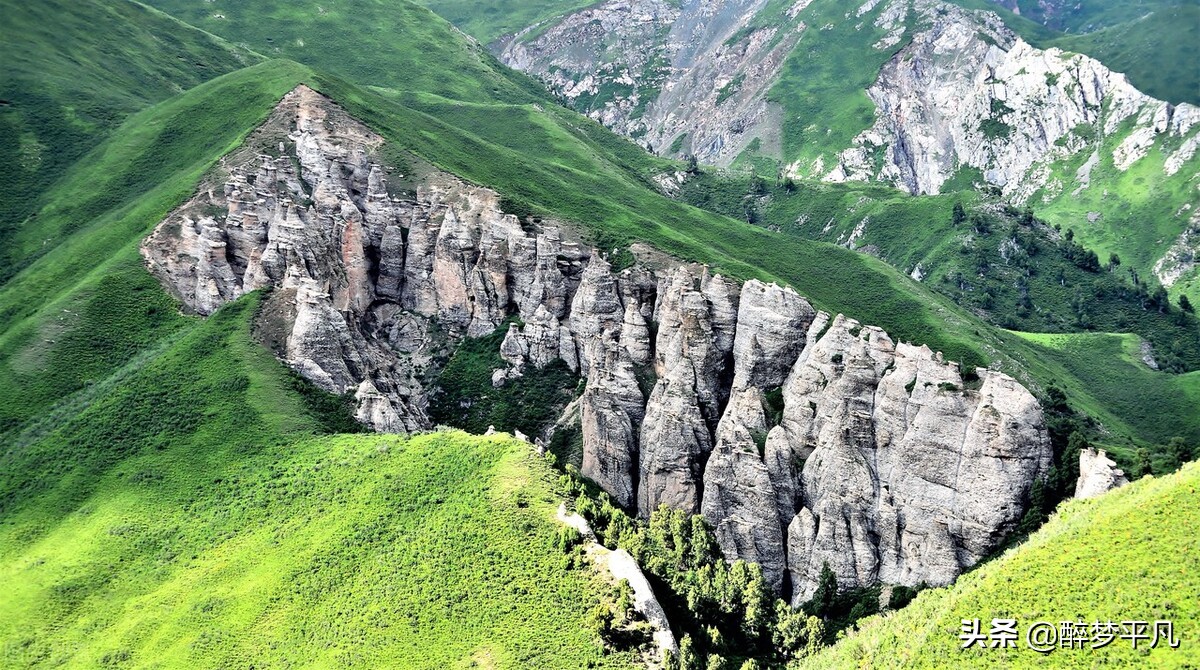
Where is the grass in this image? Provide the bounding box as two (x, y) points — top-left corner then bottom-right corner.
(797, 460), (1200, 669)
(0, 0), (259, 282)
(0, 60), (313, 443)
(1030, 113), (1200, 306)
(1005, 330), (1200, 459)
(0, 293), (631, 667)
(414, 0), (599, 44)
(1046, 5), (1200, 106)
(769, 0), (907, 175)
(144, 0), (549, 105)
(972, 0), (1200, 105)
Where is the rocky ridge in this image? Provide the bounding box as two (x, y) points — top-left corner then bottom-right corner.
(496, 0), (1200, 291)
(827, 1), (1200, 203)
(500, 0), (802, 165)
(143, 85), (1053, 604)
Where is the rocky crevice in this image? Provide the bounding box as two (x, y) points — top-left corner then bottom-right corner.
(143, 85), (1053, 605)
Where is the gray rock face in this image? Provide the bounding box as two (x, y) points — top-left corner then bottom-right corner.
(1075, 448), (1130, 500)
(827, 2), (1200, 203)
(144, 85), (1053, 603)
(778, 315), (1052, 601)
(142, 85), (589, 432)
(499, 0), (802, 165)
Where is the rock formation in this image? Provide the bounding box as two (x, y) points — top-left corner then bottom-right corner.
(827, 2), (1200, 203)
(499, 0), (802, 165)
(1075, 448), (1130, 500)
(143, 85), (1053, 604)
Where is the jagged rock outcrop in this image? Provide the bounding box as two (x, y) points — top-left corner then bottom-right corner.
(142, 85), (591, 432)
(778, 315), (1052, 601)
(827, 1), (1200, 202)
(1075, 448), (1130, 500)
(143, 85), (1053, 604)
(499, 0), (803, 164)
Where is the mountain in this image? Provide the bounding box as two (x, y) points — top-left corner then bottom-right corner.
(490, 0), (1200, 307)
(0, 0), (259, 282)
(2, 0), (1197, 667)
(986, 0), (1200, 106)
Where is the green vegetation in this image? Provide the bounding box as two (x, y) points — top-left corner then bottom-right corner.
(978, 0), (1200, 105)
(0, 0), (258, 282)
(0, 328), (633, 667)
(414, 0), (596, 44)
(566, 478), (826, 668)
(429, 320), (581, 437)
(144, 0), (548, 105)
(2, 1), (1196, 664)
(796, 461), (1200, 669)
(1006, 331), (1200, 457)
(769, 0), (905, 175)
(679, 169), (1200, 452)
(1029, 116), (1200, 306)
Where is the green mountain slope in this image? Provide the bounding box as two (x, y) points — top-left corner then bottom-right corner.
(142, 0), (547, 104)
(1, 1), (1197, 666)
(797, 460), (1200, 669)
(0, 0), (259, 282)
(1044, 4), (1200, 106)
(3, 0), (1192, 468)
(0, 293), (630, 668)
(415, 0), (598, 44)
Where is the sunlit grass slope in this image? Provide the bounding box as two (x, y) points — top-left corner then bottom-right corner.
(1005, 331), (1200, 455)
(797, 461), (1200, 669)
(0, 60), (312, 436)
(0, 297), (631, 668)
(415, 0), (597, 44)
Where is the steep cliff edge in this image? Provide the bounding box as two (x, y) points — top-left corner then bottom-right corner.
(142, 85), (1053, 604)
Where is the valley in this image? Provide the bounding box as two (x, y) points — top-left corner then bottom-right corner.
(0, 0), (1197, 668)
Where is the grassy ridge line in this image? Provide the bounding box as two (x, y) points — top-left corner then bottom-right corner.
(144, 0), (551, 105)
(2, 54), (1183, 448)
(0, 291), (630, 667)
(414, 0), (599, 44)
(0, 0), (261, 280)
(0, 61), (311, 435)
(797, 460), (1200, 669)
(968, 0), (1200, 105)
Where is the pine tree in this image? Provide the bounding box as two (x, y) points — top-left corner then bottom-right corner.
(952, 201), (966, 226)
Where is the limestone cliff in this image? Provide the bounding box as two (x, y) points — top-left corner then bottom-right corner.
(143, 85), (1053, 605)
(499, 0), (801, 165)
(827, 2), (1200, 203)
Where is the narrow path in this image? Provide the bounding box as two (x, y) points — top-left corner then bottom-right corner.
(556, 504), (677, 662)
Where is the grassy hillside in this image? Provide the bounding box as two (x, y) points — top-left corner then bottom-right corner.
(982, 0), (1200, 105)
(797, 460), (1200, 669)
(0, 60), (311, 435)
(415, 0), (597, 44)
(1045, 4), (1200, 106)
(144, 0), (547, 105)
(0, 293), (629, 668)
(0, 0), (259, 281)
(1005, 331), (1200, 460)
